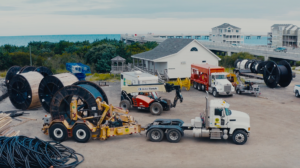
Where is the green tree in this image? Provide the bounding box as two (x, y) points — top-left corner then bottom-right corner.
(0, 52), (12, 70)
(219, 52), (264, 68)
(85, 44), (117, 73)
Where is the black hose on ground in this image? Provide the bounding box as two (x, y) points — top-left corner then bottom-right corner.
(0, 136), (84, 168)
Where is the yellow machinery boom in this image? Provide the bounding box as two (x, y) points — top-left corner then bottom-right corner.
(42, 97), (143, 142)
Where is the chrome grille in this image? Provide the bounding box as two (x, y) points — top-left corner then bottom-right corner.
(224, 85), (231, 92)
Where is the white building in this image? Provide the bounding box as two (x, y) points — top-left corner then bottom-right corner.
(210, 23), (244, 44)
(131, 39), (220, 79)
(269, 24), (300, 48)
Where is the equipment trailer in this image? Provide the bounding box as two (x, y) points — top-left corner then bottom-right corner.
(145, 95), (250, 145)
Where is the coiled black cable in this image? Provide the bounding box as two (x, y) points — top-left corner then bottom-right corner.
(0, 136), (84, 168)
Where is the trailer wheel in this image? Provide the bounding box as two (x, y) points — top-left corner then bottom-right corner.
(197, 83), (201, 91)
(148, 129), (164, 142)
(236, 89), (241, 94)
(166, 129), (182, 143)
(232, 130), (248, 145)
(72, 124), (92, 143)
(150, 102), (163, 115)
(49, 123), (68, 142)
(213, 89), (219, 97)
(120, 99), (131, 110)
(295, 90), (299, 97)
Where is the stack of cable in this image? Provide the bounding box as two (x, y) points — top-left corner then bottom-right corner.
(0, 136), (84, 168)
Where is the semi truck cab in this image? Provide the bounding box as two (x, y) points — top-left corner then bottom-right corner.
(145, 96), (250, 145)
(209, 73), (235, 97)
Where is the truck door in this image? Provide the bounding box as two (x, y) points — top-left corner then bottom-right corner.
(214, 108), (222, 128)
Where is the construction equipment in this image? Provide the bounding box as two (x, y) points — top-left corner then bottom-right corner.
(235, 73), (261, 97)
(42, 97), (142, 143)
(234, 59), (293, 88)
(176, 78), (191, 91)
(120, 83), (183, 115)
(191, 64), (235, 97)
(144, 94), (250, 145)
(121, 71), (158, 87)
(66, 63), (91, 81)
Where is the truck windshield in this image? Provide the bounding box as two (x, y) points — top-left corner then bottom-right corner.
(216, 75), (226, 79)
(225, 108), (232, 116)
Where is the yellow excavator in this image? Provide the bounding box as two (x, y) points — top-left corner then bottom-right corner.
(42, 97), (143, 143)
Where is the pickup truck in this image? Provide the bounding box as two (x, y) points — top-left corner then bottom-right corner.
(294, 85), (300, 97)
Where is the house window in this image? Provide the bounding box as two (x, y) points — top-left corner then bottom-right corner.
(202, 60), (206, 63)
(236, 30), (239, 33)
(152, 62), (154, 65)
(228, 30), (231, 33)
(191, 47), (198, 51)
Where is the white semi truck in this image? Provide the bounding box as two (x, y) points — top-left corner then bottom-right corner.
(294, 85), (300, 97)
(145, 95), (251, 145)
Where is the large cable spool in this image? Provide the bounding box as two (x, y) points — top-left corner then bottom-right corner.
(263, 60), (292, 88)
(35, 66), (53, 77)
(38, 73), (79, 112)
(50, 81), (108, 125)
(5, 66), (22, 86)
(8, 71), (44, 110)
(239, 59), (249, 69)
(19, 66), (36, 73)
(250, 61), (261, 73)
(256, 61), (268, 74)
(234, 59), (242, 69)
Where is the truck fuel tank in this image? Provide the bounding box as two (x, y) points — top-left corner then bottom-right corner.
(193, 128), (210, 138)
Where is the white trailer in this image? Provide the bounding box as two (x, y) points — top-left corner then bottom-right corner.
(121, 71), (159, 87)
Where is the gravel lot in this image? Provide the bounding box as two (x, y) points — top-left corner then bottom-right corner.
(0, 75), (299, 168)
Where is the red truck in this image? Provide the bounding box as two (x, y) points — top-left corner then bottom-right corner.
(191, 64), (234, 97)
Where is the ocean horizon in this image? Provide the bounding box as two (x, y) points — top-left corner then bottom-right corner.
(0, 34), (268, 46)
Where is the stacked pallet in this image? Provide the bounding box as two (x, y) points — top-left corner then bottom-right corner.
(0, 113), (19, 137)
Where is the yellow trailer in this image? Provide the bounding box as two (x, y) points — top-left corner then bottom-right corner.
(42, 97), (143, 143)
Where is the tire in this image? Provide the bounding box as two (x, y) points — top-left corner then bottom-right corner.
(213, 89), (219, 97)
(193, 82), (197, 89)
(201, 84), (206, 91)
(147, 129), (164, 142)
(197, 83), (201, 91)
(296, 91), (299, 97)
(72, 124), (92, 143)
(119, 99), (131, 110)
(166, 129), (182, 143)
(150, 102), (163, 115)
(232, 130), (248, 145)
(236, 89), (241, 95)
(49, 123), (68, 142)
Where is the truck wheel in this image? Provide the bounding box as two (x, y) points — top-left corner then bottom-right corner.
(213, 89), (219, 97)
(147, 129), (164, 142)
(201, 84), (206, 91)
(197, 83), (201, 91)
(72, 124), (92, 143)
(49, 123), (68, 142)
(295, 91), (299, 97)
(120, 99), (131, 110)
(150, 102), (163, 115)
(232, 130), (248, 145)
(193, 82), (197, 89)
(166, 129), (182, 143)
(236, 89), (241, 94)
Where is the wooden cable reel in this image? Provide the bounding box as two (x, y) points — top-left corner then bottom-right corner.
(38, 73), (79, 112)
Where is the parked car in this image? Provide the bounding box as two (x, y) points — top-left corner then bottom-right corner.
(274, 47), (287, 53)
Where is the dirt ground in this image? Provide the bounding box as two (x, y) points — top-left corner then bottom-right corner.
(0, 75), (300, 168)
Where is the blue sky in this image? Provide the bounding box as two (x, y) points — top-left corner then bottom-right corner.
(1, 0), (300, 36)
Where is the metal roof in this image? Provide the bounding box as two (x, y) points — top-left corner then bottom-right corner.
(131, 38), (194, 60)
(213, 23), (240, 29)
(271, 24), (292, 28)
